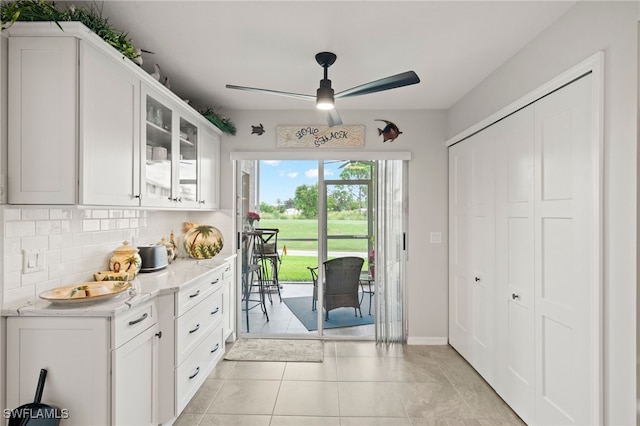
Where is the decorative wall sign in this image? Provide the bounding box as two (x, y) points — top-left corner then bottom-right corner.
(277, 125), (365, 148)
(251, 123), (265, 135)
(375, 119), (402, 142)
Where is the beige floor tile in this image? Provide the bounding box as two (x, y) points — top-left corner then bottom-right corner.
(198, 413), (272, 425)
(225, 361), (286, 380)
(208, 359), (238, 379)
(383, 357), (449, 383)
(454, 380), (523, 423)
(273, 381), (340, 416)
(395, 382), (476, 420)
(282, 357), (338, 381)
(172, 413), (203, 426)
(338, 382), (407, 417)
(336, 356), (394, 381)
(341, 417), (412, 425)
(207, 379), (280, 415)
(410, 418), (482, 425)
(270, 415), (341, 425)
(181, 379), (224, 414)
(335, 341), (403, 357)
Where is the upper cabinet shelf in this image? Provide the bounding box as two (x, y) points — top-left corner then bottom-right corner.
(5, 22), (221, 210)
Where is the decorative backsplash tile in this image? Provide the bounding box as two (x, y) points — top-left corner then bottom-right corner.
(2, 206), (231, 307)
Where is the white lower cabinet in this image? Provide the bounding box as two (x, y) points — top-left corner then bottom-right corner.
(448, 73), (600, 425)
(6, 300), (159, 426)
(157, 261), (230, 424)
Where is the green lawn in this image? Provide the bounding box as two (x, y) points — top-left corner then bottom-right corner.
(255, 218), (371, 282)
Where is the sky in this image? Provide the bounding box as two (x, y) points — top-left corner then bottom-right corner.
(259, 160), (344, 205)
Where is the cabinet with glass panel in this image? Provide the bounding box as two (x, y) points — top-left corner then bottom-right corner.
(142, 84), (213, 209)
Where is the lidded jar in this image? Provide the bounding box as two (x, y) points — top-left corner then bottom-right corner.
(109, 240), (142, 277)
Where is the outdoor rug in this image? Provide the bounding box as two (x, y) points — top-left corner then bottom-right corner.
(282, 295), (374, 331)
(224, 338), (324, 362)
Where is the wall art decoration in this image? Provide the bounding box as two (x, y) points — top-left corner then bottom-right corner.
(375, 119), (402, 142)
(276, 125), (365, 148)
(251, 123), (265, 135)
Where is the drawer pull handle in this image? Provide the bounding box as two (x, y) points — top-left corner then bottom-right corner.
(211, 307), (220, 315)
(211, 278), (220, 285)
(128, 312), (148, 326)
(189, 323), (201, 334)
(225, 266), (230, 272)
(189, 366), (200, 380)
(211, 343), (220, 354)
(189, 290), (201, 299)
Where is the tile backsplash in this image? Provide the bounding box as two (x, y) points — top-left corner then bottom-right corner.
(2, 206), (232, 307)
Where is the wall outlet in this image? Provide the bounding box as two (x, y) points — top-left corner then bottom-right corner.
(23, 248), (46, 274)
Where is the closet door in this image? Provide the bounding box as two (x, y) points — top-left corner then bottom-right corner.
(448, 128), (495, 378)
(494, 105), (535, 424)
(533, 74), (598, 425)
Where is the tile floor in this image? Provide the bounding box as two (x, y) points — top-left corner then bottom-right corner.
(174, 340), (525, 425)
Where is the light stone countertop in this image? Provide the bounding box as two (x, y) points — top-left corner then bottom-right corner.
(2, 253), (236, 318)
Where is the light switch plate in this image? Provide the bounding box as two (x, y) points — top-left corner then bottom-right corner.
(430, 232), (442, 244)
(23, 248), (46, 273)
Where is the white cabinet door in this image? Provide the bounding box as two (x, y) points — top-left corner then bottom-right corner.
(199, 126), (221, 209)
(533, 74), (598, 426)
(176, 111), (200, 209)
(79, 41), (140, 206)
(8, 36), (78, 204)
(112, 323), (159, 426)
(141, 85), (176, 208)
(6, 317), (110, 425)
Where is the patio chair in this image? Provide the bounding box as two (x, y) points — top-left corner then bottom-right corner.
(309, 256), (365, 320)
(253, 228), (282, 302)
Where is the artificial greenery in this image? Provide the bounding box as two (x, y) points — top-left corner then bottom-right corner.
(0, 0), (140, 61)
(200, 107), (237, 136)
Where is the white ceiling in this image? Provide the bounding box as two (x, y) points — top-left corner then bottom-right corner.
(80, 1), (576, 112)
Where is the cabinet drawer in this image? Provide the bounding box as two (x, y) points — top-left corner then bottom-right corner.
(176, 326), (224, 414)
(113, 300), (157, 349)
(177, 266), (224, 316)
(176, 290), (223, 364)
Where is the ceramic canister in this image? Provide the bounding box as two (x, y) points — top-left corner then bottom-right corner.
(109, 240), (142, 277)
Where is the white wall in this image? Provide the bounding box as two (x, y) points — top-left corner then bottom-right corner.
(218, 108), (449, 343)
(446, 2), (638, 424)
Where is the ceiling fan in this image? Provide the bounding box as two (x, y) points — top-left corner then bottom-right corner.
(226, 52), (420, 127)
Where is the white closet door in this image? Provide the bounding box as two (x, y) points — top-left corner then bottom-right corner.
(448, 141), (473, 359)
(448, 129), (495, 375)
(533, 74), (598, 425)
(494, 105), (535, 424)
(469, 127), (496, 380)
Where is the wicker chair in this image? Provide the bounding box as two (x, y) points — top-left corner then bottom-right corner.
(312, 257), (364, 320)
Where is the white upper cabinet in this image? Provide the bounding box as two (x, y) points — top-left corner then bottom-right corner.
(80, 41), (141, 206)
(8, 36), (78, 204)
(5, 22), (222, 210)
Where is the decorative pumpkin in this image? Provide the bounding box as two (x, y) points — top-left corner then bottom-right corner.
(182, 222), (224, 259)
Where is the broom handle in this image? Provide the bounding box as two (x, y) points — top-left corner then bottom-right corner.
(34, 369), (47, 403)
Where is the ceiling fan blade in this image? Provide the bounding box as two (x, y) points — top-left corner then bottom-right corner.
(335, 71), (420, 99)
(327, 108), (343, 127)
(226, 84), (315, 102)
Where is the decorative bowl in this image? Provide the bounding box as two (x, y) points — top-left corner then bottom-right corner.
(94, 271), (132, 282)
(40, 281), (132, 304)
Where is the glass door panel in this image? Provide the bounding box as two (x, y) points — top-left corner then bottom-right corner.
(144, 94), (173, 204)
(178, 117), (198, 204)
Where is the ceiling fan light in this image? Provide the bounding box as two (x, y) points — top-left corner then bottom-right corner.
(316, 82), (335, 110)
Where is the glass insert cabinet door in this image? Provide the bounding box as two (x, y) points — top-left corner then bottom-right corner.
(144, 92), (174, 207)
(178, 116), (198, 205)
(142, 87), (201, 208)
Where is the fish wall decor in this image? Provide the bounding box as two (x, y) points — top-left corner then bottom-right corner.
(375, 119), (402, 142)
(251, 123), (265, 136)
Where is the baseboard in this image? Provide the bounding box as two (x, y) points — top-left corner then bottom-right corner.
(406, 336), (448, 345)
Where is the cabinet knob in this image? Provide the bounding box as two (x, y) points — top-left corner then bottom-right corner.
(155, 331), (163, 339)
(474, 277), (480, 282)
(199, 200), (206, 204)
(134, 194), (142, 200)
(512, 293), (520, 300)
